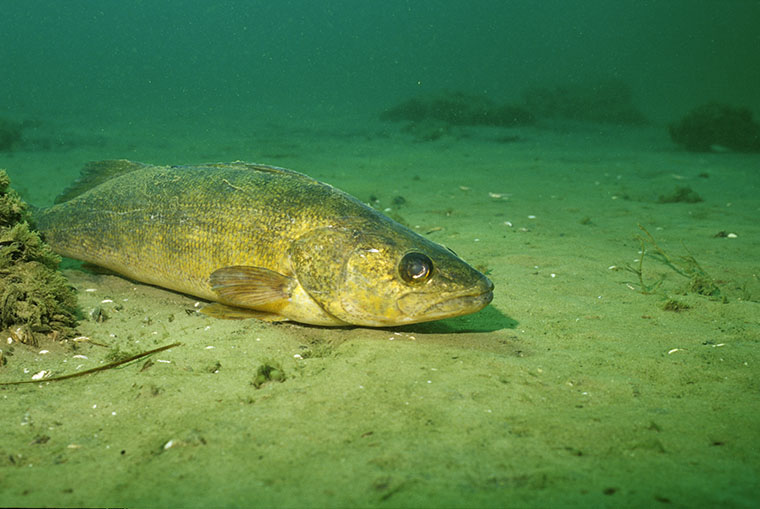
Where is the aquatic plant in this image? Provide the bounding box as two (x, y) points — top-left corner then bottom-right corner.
(0, 170), (79, 345)
(522, 79), (646, 124)
(657, 186), (703, 204)
(381, 91), (534, 128)
(0, 117), (23, 152)
(662, 298), (690, 312)
(252, 360), (286, 388)
(669, 103), (760, 152)
(624, 224), (721, 299)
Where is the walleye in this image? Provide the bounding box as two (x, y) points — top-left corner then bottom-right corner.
(37, 160), (493, 326)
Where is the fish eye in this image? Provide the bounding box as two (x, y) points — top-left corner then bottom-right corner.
(399, 252), (433, 284)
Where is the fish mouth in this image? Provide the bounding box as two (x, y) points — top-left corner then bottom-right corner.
(398, 278), (494, 323)
(424, 286), (493, 317)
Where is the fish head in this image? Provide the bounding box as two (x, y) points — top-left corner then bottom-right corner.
(290, 226), (493, 326)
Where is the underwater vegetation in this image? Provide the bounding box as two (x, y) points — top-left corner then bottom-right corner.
(252, 360), (286, 389)
(0, 117), (24, 152)
(521, 79), (646, 125)
(380, 91), (535, 128)
(657, 185), (703, 204)
(623, 225), (722, 300)
(381, 79), (647, 139)
(0, 170), (79, 346)
(669, 103), (760, 153)
(0, 115), (108, 153)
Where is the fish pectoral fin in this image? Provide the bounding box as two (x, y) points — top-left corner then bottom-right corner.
(209, 266), (293, 308)
(200, 303), (290, 322)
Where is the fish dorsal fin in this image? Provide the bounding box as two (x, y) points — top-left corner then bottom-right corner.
(209, 265), (294, 308)
(204, 162), (321, 185)
(55, 160), (150, 204)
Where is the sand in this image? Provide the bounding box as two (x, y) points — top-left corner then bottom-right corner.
(1, 114), (758, 507)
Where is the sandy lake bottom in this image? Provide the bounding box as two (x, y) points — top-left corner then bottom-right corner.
(1, 114), (759, 508)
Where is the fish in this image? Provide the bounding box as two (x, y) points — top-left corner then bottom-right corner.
(36, 160), (494, 327)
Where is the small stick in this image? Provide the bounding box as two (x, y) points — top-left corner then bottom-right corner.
(0, 342), (181, 386)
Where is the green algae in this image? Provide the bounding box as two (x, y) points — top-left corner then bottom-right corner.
(624, 224), (723, 300)
(657, 185), (704, 204)
(251, 359), (286, 388)
(669, 102), (760, 152)
(0, 117), (23, 152)
(381, 91), (535, 128)
(0, 170), (78, 345)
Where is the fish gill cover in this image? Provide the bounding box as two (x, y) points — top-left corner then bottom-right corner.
(0, 170), (78, 347)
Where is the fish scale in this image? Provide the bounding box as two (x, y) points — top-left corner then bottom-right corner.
(37, 160), (493, 326)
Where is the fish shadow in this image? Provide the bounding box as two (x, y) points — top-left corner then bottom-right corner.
(394, 306), (516, 334)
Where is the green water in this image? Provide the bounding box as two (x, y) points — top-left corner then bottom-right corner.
(1, 1), (759, 507)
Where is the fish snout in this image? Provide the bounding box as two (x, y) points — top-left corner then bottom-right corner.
(479, 276), (495, 305)
(396, 274), (494, 323)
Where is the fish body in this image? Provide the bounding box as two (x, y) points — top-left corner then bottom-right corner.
(37, 160), (493, 326)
